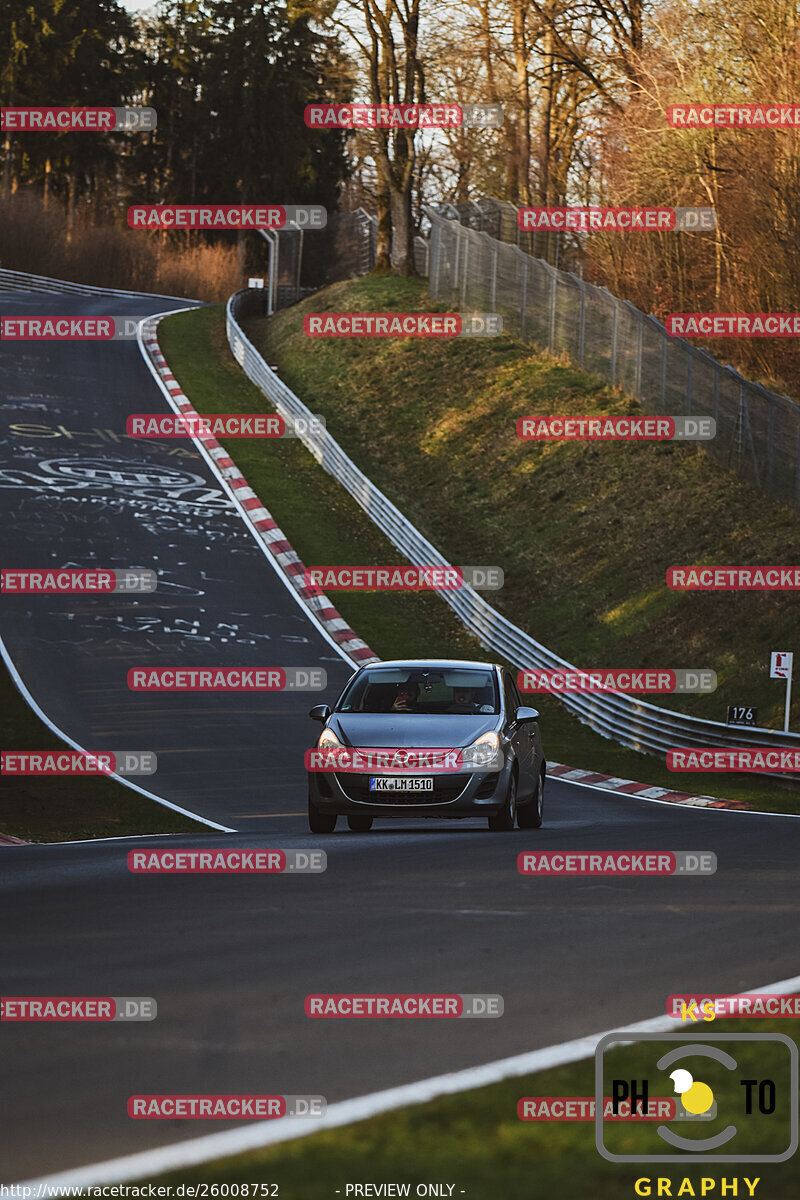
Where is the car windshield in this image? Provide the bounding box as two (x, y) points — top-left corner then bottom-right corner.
(338, 668), (499, 714)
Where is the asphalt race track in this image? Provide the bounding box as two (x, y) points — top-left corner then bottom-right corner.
(0, 289), (353, 829)
(2, 287), (799, 1182)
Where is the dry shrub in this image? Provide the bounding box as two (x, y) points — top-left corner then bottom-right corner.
(0, 191), (246, 301)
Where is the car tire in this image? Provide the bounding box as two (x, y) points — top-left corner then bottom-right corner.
(347, 814), (374, 832)
(488, 771), (517, 831)
(517, 770), (544, 829)
(308, 792), (337, 833)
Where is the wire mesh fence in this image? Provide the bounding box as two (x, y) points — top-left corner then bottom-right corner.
(424, 203), (800, 511)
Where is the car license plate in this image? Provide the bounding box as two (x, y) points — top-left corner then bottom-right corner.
(369, 776), (434, 792)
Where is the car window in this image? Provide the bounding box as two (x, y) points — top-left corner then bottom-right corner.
(502, 673), (519, 719)
(338, 668), (499, 713)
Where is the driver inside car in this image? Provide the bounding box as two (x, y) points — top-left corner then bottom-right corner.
(391, 681), (420, 712)
(450, 685), (479, 712)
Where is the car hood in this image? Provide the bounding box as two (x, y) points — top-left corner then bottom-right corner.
(329, 713), (499, 748)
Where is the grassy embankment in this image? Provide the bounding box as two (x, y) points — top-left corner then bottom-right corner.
(157, 280), (800, 813)
(136, 1014), (800, 1199)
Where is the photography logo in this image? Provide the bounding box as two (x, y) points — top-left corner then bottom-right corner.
(595, 1033), (798, 1162)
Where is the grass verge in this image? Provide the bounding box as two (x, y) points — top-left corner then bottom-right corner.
(0, 662), (200, 843)
(136, 1016), (800, 1199)
(156, 300), (800, 813)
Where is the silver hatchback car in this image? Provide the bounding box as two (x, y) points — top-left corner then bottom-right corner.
(306, 658), (546, 832)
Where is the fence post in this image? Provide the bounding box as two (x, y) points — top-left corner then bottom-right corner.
(452, 224), (461, 298)
(430, 224), (440, 295)
(634, 312), (643, 397)
(577, 285), (586, 366)
(490, 246), (497, 312)
(744, 390), (761, 490)
(713, 365), (719, 427)
(766, 398), (775, 494)
(660, 330), (667, 409)
(548, 269), (557, 352)
(610, 301), (618, 385)
(520, 262), (528, 340)
(685, 351), (693, 415)
(461, 231), (470, 306)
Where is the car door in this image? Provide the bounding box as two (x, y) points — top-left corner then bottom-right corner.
(502, 670), (536, 800)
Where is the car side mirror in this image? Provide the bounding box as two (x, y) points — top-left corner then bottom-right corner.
(309, 704), (332, 722)
(515, 706), (539, 723)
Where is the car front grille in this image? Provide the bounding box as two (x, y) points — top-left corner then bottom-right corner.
(335, 773), (472, 806)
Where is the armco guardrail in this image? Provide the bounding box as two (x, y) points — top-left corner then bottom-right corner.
(0, 265), (200, 302)
(226, 288), (800, 761)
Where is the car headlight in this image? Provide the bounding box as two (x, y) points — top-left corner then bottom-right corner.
(318, 726), (343, 750)
(461, 731), (503, 770)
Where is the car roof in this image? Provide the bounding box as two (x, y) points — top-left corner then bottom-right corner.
(356, 659), (500, 672)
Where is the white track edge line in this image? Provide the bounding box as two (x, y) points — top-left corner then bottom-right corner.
(18, 972), (800, 1187)
(0, 636), (232, 835)
(136, 312), (362, 671)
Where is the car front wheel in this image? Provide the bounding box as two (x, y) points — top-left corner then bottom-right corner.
(347, 814), (374, 832)
(308, 792), (337, 833)
(488, 772), (517, 831)
(517, 770), (544, 829)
